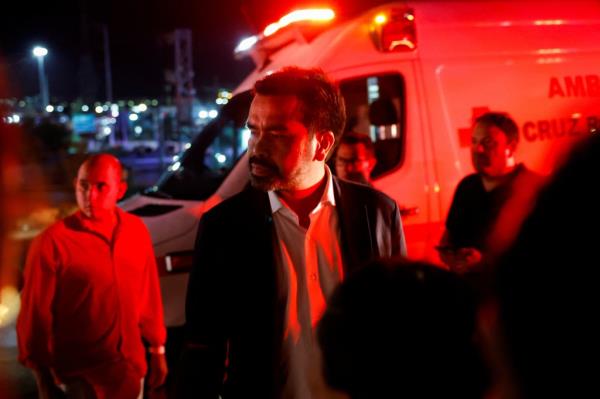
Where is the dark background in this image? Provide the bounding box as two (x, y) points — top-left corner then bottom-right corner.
(1, 0), (391, 101)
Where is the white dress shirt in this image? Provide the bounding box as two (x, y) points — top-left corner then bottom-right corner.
(268, 166), (344, 398)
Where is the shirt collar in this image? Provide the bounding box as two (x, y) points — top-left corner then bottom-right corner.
(268, 165), (336, 215)
(75, 207), (123, 238)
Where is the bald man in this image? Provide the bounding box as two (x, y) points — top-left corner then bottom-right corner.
(17, 154), (167, 399)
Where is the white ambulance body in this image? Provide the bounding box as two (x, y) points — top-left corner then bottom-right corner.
(121, 0), (600, 326)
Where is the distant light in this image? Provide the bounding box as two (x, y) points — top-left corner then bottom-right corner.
(0, 286), (20, 327)
(184, 143), (191, 150)
(534, 19), (564, 26)
(95, 106), (104, 113)
(12, 114), (20, 123)
(82, 105), (89, 112)
(18, 101), (26, 107)
(56, 105), (64, 112)
(538, 48), (562, 55)
(129, 113), (139, 121)
(208, 110), (218, 119)
(215, 153), (227, 164)
(127, 101), (135, 107)
(170, 161), (181, 171)
(218, 90), (233, 99)
(109, 117), (117, 124)
(134, 126), (143, 134)
(32, 46), (48, 57)
(216, 98), (227, 105)
(405, 13), (415, 21)
(111, 104), (119, 117)
(103, 127), (112, 135)
(172, 155), (180, 162)
(102, 104), (109, 111)
(235, 35), (258, 53)
(374, 14), (387, 25)
(45, 105), (54, 112)
(137, 103), (148, 112)
(199, 110), (208, 119)
(151, 100), (159, 106)
(5, 116), (13, 124)
(572, 113), (582, 119)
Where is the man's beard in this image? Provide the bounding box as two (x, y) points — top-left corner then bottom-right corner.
(249, 156), (283, 191)
(248, 156), (305, 192)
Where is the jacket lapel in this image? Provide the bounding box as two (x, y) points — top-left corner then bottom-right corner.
(333, 178), (374, 275)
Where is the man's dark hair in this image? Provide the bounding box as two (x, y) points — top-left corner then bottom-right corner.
(253, 67), (346, 142)
(339, 132), (375, 158)
(475, 112), (519, 144)
(317, 259), (488, 399)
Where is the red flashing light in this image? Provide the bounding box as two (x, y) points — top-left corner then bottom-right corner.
(370, 8), (417, 53)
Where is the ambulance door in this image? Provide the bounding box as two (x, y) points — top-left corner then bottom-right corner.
(335, 65), (434, 259)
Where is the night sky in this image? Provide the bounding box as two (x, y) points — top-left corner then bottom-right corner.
(1, 0), (389, 102)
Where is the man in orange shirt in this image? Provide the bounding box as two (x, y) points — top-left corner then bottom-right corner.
(17, 154), (167, 399)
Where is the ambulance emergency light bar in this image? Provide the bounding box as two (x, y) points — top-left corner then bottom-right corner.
(235, 8), (336, 56)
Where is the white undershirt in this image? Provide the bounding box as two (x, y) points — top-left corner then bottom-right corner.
(268, 166), (344, 399)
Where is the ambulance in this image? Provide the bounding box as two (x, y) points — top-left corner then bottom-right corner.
(121, 0), (600, 326)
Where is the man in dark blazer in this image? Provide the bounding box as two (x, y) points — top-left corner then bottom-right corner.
(179, 67), (406, 398)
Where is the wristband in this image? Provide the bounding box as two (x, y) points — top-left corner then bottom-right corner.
(148, 345), (165, 355)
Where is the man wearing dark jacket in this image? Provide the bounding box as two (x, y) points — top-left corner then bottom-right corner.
(179, 67), (406, 398)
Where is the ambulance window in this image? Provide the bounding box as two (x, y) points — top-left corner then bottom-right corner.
(338, 74), (405, 178)
(146, 92), (253, 200)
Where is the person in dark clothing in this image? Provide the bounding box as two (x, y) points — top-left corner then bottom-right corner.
(438, 112), (540, 273)
(178, 67), (406, 399)
(483, 133), (600, 399)
(334, 132), (377, 186)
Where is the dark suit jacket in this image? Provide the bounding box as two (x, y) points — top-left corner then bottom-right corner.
(178, 177), (406, 398)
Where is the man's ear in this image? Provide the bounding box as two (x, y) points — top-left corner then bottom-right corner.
(506, 140), (518, 157)
(367, 156), (377, 174)
(314, 131), (336, 161)
(117, 181), (128, 200)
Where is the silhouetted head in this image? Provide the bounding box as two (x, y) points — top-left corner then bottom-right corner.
(493, 133), (600, 399)
(318, 259), (488, 399)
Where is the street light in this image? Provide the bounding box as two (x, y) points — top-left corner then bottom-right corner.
(32, 46), (49, 111)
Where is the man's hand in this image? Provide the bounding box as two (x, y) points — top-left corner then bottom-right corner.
(147, 352), (168, 390)
(450, 247), (483, 274)
(438, 245), (482, 274)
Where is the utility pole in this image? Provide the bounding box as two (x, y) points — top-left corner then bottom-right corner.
(173, 29), (195, 143)
(102, 24), (113, 103)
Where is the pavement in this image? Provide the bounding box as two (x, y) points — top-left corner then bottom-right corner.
(0, 322), (37, 399)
